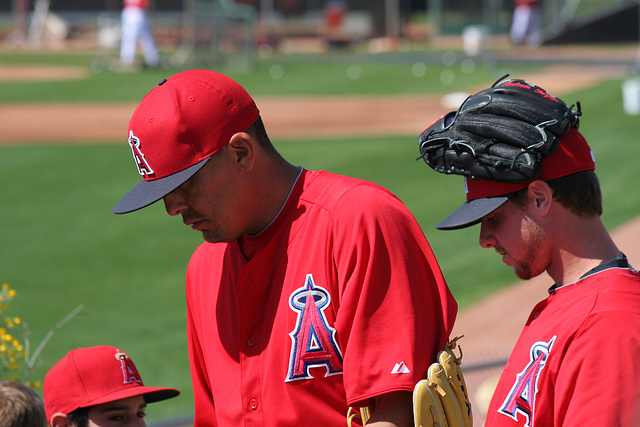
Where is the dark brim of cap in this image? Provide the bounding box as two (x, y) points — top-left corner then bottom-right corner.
(113, 157), (211, 214)
(80, 386), (180, 412)
(436, 194), (514, 230)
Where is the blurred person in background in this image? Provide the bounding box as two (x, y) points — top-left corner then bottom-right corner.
(119, 0), (160, 69)
(510, 0), (542, 46)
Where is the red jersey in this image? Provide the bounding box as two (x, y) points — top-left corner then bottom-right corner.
(123, 0), (149, 9)
(185, 169), (457, 426)
(485, 258), (640, 426)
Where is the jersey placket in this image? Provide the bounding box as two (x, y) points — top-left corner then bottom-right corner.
(237, 266), (266, 425)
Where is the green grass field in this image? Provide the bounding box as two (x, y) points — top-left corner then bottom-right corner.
(0, 49), (541, 102)
(1, 49), (638, 422)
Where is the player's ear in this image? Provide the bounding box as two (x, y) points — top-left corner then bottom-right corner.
(50, 413), (72, 427)
(227, 131), (255, 171)
(527, 180), (552, 215)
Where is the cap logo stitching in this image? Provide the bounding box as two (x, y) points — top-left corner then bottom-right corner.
(128, 130), (154, 177)
(114, 349), (143, 385)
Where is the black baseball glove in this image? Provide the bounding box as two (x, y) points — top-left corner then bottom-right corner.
(418, 76), (581, 183)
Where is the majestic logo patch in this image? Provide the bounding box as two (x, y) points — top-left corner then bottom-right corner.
(286, 274), (343, 382)
(114, 348), (142, 384)
(128, 130), (154, 177)
(499, 336), (556, 426)
(391, 361), (411, 374)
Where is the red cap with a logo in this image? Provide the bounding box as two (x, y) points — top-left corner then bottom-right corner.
(43, 346), (179, 422)
(113, 69), (260, 214)
(436, 127), (596, 230)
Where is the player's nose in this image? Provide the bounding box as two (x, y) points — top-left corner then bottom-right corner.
(163, 189), (187, 216)
(479, 222), (496, 249)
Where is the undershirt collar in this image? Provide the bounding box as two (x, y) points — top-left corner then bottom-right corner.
(549, 253), (633, 293)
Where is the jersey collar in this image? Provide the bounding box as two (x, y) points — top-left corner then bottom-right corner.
(549, 253), (633, 294)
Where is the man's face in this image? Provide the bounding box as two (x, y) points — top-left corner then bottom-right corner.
(478, 198), (549, 281)
(86, 395), (147, 427)
(162, 150), (254, 243)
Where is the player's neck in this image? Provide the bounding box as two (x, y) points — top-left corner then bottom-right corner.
(546, 217), (620, 286)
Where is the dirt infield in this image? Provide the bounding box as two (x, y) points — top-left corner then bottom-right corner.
(0, 65), (89, 82)
(0, 62), (630, 144)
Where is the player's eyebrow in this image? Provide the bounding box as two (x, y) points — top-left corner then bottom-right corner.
(96, 403), (148, 413)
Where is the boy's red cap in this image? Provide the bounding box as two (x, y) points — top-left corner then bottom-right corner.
(113, 69), (260, 214)
(43, 346), (179, 422)
(437, 127), (596, 230)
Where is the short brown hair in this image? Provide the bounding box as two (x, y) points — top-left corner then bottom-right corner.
(0, 381), (47, 427)
(245, 116), (279, 155)
(511, 170), (603, 217)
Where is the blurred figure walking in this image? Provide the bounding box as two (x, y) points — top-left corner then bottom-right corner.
(510, 0), (542, 46)
(120, 0), (160, 68)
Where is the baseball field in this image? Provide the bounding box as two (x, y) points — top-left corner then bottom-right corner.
(1, 41), (639, 424)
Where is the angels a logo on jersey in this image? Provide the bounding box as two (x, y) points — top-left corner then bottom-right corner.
(286, 274), (343, 382)
(128, 131), (154, 177)
(499, 336), (556, 426)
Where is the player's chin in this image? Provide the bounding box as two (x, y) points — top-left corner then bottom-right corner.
(201, 229), (236, 244)
(199, 229), (219, 243)
(513, 263), (538, 281)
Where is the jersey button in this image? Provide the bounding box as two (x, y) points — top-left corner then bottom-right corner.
(247, 336), (256, 347)
(249, 398), (259, 410)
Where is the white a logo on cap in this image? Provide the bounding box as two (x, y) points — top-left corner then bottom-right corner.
(114, 349), (143, 385)
(128, 131), (154, 177)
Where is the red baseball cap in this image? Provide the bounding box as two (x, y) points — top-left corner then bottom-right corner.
(43, 346), (180, 422)
(436, 127), (596, 230)
(113, 69), (260, 214)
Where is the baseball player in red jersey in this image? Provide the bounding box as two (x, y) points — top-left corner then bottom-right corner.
(422, 102), (640, 423)
(113, 69), (458, 426)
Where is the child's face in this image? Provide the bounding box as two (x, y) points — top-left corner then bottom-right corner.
(86, 395), (147, 427)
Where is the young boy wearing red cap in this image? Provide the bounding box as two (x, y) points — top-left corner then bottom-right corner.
(43, 346), (179, 427)
(112, 69), (458, 425)
(419, 80), (640, 425)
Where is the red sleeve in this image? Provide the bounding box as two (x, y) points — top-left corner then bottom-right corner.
(330, 185), (457, 407)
